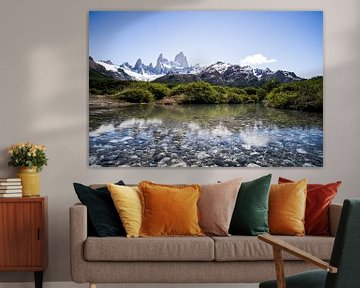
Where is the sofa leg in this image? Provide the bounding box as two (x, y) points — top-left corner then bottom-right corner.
(89, 283), (96, 288)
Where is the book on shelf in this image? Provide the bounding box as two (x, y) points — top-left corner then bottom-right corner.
(0, 182), (22, 186)
(0, 178), (21, 182)
(0, 189), (22, 193)
(0, 186), (22, 190)
(0, 193), (22, 198)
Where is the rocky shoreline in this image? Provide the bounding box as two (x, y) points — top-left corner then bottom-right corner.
(89, 95), (131, 109)
(89, 94), (182, 109)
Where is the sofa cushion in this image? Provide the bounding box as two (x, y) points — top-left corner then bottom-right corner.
(269, 179), (307, 236)
(107, 184), (142, 238)
(229, 174), (271, 236)
(73, 181), (126, 237)
(198, 178), (242, 236)
(278, 177), (341, 236)
(84, 236), (214, 261)
(139, 181), (203, 237)
(212, 236), (334, 261)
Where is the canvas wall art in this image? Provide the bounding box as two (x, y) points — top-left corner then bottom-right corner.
(89, 11), (323, 167)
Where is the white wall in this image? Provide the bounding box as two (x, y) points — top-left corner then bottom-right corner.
(0, 0), (359, 283)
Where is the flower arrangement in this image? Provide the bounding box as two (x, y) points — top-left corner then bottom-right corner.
(8, 143), (48, 172)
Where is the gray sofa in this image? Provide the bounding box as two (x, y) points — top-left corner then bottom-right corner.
(70, 202), (342, 287)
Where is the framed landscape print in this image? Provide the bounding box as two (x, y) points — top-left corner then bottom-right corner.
(89, 11), (323, 167)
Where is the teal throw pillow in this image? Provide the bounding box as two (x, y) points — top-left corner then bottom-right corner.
(229, 174), (272, 236)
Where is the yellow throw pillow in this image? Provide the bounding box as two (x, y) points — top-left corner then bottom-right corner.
(269, 179), (307, 236)
(138, 181), (204, 237)
(107, 183), (142, 238)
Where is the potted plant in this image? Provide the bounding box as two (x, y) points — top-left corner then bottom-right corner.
(8, 143), (48, 197)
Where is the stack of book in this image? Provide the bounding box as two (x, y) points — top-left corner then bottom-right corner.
(0, 178), (22, 197)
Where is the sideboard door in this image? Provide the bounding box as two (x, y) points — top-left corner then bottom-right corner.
(0, 201), (45, 269)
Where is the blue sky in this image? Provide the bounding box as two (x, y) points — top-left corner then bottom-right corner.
(89, 11), (323, 78)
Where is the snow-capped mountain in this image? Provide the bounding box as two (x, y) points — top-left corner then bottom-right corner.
(203, 62), (232, 75)
(89, 53), (303, 86)
(91, 52), (195, 81)
(136, 51), (191, 75)
(174, 51), (189, 68)
(89, 57), (133, 81)
(94, 59), (160, 81)
(197, 61), (302, 87)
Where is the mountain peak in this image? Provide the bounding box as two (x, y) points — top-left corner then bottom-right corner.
(174, 51), (189, 68)
(207, 62), (232, 74)
(102, 60), (114, 65)
(135, 58), (142, 68)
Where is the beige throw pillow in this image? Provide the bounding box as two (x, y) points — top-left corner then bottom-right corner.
(198, 178), (242, 236)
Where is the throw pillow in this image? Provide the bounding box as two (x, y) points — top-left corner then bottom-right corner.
(229, 174), (272, 236)
(198, 178), (242, 236)
(269, 179), (307, 236)
(278, 177), (341, 236)
(73, 181), (126, 237)
(107, 183), (142, 238)
(138, 181), (203, 237)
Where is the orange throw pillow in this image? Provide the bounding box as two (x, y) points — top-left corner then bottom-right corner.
(269, 179), (307, 236)
(278, 177), (341, 236)
(138, 181), (204, 237)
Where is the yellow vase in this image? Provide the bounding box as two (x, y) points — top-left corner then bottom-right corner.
(16, 167), (40, 197)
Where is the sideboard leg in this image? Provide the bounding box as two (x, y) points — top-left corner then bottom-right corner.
(90, 283), (97, 288)
(34, 271), (43, 288)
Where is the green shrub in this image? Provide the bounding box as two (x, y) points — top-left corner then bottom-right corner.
(89, 88), (102, 95)
(147, 83), (171, 100)
(265, 77), (323, 111)
(116, 88), (155, 103)
(256, 88), (267, 101)
(226, 91), (247, 103)
(263, 79), (281, 93)
(178, 82), (219, 104)
(246, 94), (259, 103)
(213, 86), (229, 103)
(266, 91), (297, 108)
(171, 84), (188, 96)
(244, 87), (258, 95)
(89, 70), (134, 95)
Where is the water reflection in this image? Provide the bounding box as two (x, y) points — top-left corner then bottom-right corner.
(89, 104), (323, 167)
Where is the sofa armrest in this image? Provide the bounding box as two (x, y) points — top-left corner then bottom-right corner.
(329, 203), (342, 237)
(69, 203), (88, 283)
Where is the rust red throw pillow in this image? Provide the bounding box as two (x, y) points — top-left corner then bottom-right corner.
(278, 177), (341, 236)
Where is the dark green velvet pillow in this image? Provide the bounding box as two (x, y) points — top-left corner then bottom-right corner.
(73, 181), (126, 237)
(229, 174), (272, 236)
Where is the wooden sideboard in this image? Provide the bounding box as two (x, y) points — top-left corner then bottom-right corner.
(0, 197), (47, 288)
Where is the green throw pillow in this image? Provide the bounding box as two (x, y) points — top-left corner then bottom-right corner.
(229, 174), (272, 236)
